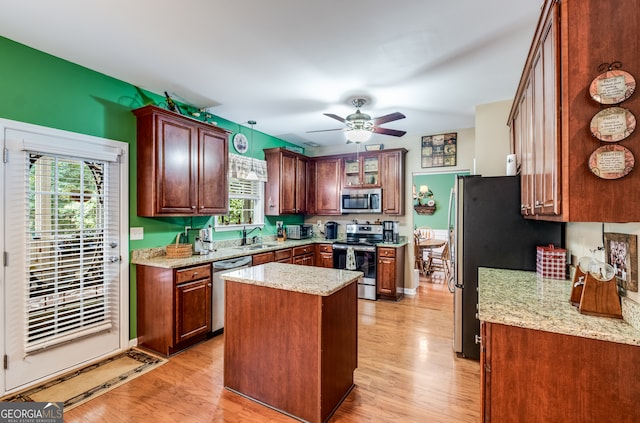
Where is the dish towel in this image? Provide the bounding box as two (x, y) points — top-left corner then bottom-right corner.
(346, 247), (357, 270)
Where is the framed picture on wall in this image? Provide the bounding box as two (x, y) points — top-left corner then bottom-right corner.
(604, 232), (638, 292)
(421, 133), (457, 168)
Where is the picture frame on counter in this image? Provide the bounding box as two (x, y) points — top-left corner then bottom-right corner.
(365, 144), (384, 151)
(604, 232), (638, 292)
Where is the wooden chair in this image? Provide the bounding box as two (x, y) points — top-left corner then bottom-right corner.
(426, 241), (450, 280)
(413, 234), (428, 276)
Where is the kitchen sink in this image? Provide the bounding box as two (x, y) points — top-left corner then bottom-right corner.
(235, 243), (278, 251)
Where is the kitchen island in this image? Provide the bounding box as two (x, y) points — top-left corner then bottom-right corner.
(478, 268), (640, 422)
(220, 263), (362, 423)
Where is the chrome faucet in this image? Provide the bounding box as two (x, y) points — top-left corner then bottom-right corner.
(241, 226), (262, 246)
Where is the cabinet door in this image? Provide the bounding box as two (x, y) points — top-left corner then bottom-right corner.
(539, 13), (560, 215)
(380, 151), (404, 215)
(377, 257), (396, 295)
(295, 157), (308, 213)
(155, 114), (197, 214)
(280, 153), (297, 213)
(198, 128), (229, 214)
(175, 279), (211, 344)
(313, 157), (342, 215)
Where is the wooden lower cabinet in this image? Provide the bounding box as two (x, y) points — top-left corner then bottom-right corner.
(292, 245), (315, 266)
(376, 246), (405, 301)
(252, 251), (275, 265)
(316, 244), (334, 268)
(274, 248), (292, 263)
(137, 264), (211, 356)
(481, 322), (640, 422)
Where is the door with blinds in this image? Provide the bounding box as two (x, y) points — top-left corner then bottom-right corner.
(2, 121), (128, 392)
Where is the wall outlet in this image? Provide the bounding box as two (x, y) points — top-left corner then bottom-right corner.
(130, 227), (144, 240)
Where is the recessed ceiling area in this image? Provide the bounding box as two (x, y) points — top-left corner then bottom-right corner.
(0, 0), (541, 147)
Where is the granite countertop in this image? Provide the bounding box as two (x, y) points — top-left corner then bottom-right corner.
(478, 267), (640, 346)
(219, 262), (363, 296)
(131, 236), (409, 269)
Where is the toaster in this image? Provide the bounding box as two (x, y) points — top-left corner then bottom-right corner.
(286, 224), (313, 239)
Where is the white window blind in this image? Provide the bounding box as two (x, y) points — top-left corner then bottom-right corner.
(24, 151), (119, 353)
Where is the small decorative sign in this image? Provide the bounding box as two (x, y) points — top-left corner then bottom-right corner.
(421, 133), (457, 168)
(590, 107), (636, 142)
(588, 144), (634, 179)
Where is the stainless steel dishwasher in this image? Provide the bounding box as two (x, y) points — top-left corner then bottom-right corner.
(212, 256), (252, 333)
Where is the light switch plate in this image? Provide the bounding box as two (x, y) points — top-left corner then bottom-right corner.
(130, 227), (144, 240)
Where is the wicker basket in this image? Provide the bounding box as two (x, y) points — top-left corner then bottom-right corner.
(165, 243), (193, 258)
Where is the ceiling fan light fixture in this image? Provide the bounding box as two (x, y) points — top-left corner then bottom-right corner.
(345, 128), (372, 143)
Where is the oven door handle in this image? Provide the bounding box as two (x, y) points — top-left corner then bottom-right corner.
(332, 244), (376, 252)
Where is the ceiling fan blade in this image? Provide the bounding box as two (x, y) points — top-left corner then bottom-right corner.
(373, 127), (407, 137)
(306, 128), (345, 133)
(324, 113), (349, 124)
(372, 112), (406, 125)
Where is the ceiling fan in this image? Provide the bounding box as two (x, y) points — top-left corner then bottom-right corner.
(308, 98), (407, 143)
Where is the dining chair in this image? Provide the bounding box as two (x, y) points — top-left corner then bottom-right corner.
(413, 233), (428, 276)
(426, 241), (450, 280)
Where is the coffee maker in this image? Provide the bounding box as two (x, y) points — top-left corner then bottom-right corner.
(325, 221), (339, 240)
(383, 221), (399, 243)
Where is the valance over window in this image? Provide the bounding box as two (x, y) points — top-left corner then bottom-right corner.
(228, 153), (268, 182)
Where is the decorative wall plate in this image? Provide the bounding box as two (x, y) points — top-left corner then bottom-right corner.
(590, 107), (636, 142)
(589, 70), (636, 104)
(233, 133), (248, 154)
(588, 144), (635, 179)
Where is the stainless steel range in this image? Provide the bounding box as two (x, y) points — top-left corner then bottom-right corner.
(332, 223), (383, 300)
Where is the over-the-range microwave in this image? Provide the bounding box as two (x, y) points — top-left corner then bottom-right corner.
(340, 188), (382, 214)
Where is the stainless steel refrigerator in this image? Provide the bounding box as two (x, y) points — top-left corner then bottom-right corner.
(451, 175), (564, 360)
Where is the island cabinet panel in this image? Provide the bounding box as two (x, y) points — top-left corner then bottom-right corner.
(133, 105), (230, 217)
(481, 322), (640, 422)
(509, 0), (640, 222)
(136, 264), (212, 356)
(224, 280), (357, 423)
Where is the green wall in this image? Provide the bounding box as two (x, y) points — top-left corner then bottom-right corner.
(413, 172), (469, 230)
(0, 35), (303, 339)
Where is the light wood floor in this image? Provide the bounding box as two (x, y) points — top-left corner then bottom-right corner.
(65, 277), (480, 422)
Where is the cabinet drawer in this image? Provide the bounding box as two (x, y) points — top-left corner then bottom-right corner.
(378, 247), (396, 258)
(175, 264), (211, 284)
(274, 248), (292, 261)
(252, 251), (275, 266)
(317, 244), (333, 253)
(293, 245), (314, 256)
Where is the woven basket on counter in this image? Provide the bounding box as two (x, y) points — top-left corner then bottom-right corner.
(165, 243), (193, 258)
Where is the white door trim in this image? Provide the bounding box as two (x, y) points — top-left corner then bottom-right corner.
(0, 117), (129, 395)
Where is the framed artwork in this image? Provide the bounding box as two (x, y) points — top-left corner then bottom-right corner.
(604, 232), (638, 292)
(421, 133), (457, 168)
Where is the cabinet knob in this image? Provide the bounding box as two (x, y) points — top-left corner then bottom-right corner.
(192, 272), (198, 277)
(191, 205), (196, 209)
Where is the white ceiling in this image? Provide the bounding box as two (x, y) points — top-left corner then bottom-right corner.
(0, 0), (541, 148)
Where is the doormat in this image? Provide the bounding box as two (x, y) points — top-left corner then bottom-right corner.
(1, 349), (167, 411)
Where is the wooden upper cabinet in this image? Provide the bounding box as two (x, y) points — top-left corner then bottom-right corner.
(133, 105), (230, 217)
(508, 0), (640, 222)
(380, 149), (407, 215)
(310, 156), (342, 215)
(264, 148), (309, 215)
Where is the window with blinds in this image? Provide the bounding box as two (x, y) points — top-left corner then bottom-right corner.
(216, 178), (264, 227)
(25, 152), (117, 352)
